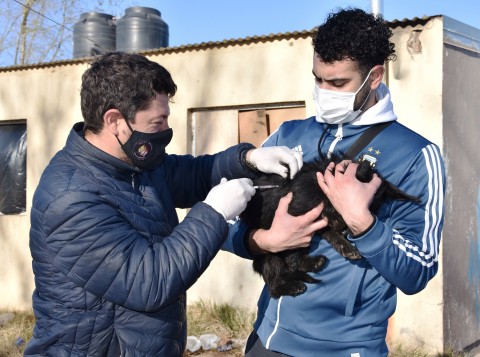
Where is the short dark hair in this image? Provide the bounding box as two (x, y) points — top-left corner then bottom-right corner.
(81, 52), (177, 134)
(313, 8), (396, 74)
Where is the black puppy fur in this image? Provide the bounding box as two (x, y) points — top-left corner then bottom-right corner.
(240, 158), (420, 298)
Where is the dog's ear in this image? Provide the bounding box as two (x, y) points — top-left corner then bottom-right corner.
(355, 160), (374, 183)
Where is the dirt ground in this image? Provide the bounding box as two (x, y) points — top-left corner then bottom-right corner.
(186, 352), (241, 357)
(185, 348), (243, 357)
(183, 337), (246, 356)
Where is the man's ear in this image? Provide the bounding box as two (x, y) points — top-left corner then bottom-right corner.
(103, 109), (123, 136)
(369, 65), (385, 90)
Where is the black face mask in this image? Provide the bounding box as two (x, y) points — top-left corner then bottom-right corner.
(117, 120), (173, 170)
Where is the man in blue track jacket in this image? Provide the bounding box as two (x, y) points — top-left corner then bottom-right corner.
(25, 52), (307, 356)
(224, 8), (445, 357)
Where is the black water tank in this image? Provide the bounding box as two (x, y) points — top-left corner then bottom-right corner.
(116, 7), (169, 52)
(73, 12), (116, 58)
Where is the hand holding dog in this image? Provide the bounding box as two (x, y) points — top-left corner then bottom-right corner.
(248, 193), (328, 254)
(248, 146), (303, 179)
(317, 160), (382, 236)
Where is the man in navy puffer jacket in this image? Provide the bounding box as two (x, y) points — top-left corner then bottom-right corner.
(25, 52), (312, 356)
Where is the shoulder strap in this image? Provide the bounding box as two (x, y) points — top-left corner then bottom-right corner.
(343, 121), (393, 160)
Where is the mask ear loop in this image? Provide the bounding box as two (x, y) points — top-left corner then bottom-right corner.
(123, 117), (135, 133)
(115, 116), (134, 147)
(355, 87), (372, 112)
(353, 68), (374, 110)
(355, 68), (374, 95)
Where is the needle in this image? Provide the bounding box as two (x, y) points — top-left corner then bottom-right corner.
(253, 185), (280, 189)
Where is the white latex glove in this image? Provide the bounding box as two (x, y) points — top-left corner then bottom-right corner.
(204, 178), (255, 221)
(248, 146), (303, 179)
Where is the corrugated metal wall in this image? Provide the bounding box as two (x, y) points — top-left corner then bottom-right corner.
(443, 30), (480, 353)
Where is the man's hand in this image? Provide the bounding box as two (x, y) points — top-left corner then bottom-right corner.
(248, 193), (328, 254)
(247, 147), (303, 179)
(317, 160), (382, 236)
(204, 178), (255, 221)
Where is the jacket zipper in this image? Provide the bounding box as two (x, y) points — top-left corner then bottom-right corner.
(131, 173), (136, 189)
(266, 296), (283, 349)
(327, 124), (343, 159)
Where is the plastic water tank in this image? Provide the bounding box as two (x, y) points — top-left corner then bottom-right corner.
(73, 12), (116, 58)
(116, 7), (169, 52)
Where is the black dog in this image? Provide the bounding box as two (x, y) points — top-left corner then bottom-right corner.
(240, 157), (420, 298)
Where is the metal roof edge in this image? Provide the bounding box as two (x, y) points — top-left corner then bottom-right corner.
(443, 15), (480, 54)
(388, 14), (441, 29)
(2, 14), (479, 72)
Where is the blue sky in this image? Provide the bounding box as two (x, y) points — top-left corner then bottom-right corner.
(2, 0), (479, 66)
(111, 0), (480, 47)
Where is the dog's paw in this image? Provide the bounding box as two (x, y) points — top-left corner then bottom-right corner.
(312, 256), (327, 270)
(340, 246), (362, 260)
(333, 243), (362, 260)
(344, 250), (362, 260)
(285, 282), (307, 297)
(270, 281), (307, 298)
(297, 255), (327, 272)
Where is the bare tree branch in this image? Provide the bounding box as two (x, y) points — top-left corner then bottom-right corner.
(16, 0), (36, 65)
(48, 0), (69, 61)
(2, 0), (125, 66)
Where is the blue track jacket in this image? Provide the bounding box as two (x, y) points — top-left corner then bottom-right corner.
(224, 84), (445, 357)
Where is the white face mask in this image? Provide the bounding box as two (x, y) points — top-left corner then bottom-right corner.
(313, 68), (373, 124)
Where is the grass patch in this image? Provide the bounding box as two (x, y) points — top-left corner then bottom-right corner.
(0, 305), (472, 356)
(0, 302), (255, 356)
(388, 343), (468, 357)
(187, 300), (255, 340)
(0, 310), (34, 357)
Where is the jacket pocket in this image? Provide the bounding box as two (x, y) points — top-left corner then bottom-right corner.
(345, 260), (367, 317)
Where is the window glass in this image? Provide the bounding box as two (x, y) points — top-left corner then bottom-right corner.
(0, 122), (27, 215)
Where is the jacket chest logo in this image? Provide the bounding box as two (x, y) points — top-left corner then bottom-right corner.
(359, 146), (382, 167)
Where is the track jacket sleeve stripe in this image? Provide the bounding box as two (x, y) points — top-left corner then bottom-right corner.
(421, 144), (444, 260)
(392, 144), (444, 267)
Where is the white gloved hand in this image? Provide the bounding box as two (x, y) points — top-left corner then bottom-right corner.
(204, 178), (255, 221)
(248, 146), (303, 179)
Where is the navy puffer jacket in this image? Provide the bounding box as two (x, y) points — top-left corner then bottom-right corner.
(25, 123), (255, 356)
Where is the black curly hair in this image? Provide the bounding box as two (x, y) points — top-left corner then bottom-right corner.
(313, 8), (396, 75)
(81, 52), (177, 134)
